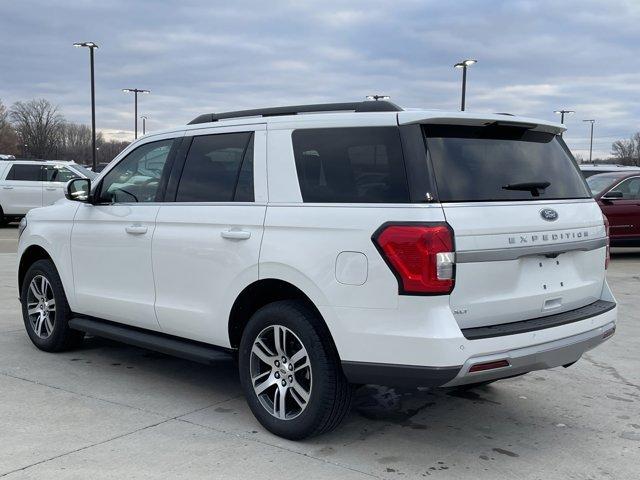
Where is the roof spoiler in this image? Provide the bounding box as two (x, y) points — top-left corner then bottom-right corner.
(398, 112), (565, 135)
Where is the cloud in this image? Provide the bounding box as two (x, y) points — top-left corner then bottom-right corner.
(0, 0), (638, 157)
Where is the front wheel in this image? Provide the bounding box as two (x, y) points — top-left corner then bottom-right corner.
(238, 300), (352, 439)
(21, 259), (84, 352)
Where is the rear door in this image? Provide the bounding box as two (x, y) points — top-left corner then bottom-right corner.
(152, 124), (267, 345)
(0, 163), (43, 214)
(421, 123), (606, 329)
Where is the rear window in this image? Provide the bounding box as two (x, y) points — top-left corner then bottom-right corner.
(424, 125), (590, 202)
(292, 127), (409, 203)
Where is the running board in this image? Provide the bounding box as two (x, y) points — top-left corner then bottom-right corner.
(68, 317), (232, 365)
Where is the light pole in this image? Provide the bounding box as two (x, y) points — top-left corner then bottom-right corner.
(583, 119), (595, 163)
(73, 41), (99, 171)
(122, 88), (150, 139)
(140, 115), (147, 135)
(454, 59), (477, 111)
(554, 109), (574, 137)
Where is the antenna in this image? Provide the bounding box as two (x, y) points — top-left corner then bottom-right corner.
(365, 95), (391, 101)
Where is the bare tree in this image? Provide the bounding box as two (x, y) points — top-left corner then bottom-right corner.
(58, 122), (97, 163)
(0, 99), (19, 155)
(10, 99), (65, 159)
(611, 132), (640, 166)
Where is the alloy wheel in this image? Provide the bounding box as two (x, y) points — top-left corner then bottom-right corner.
(26, 275), (56, 339)
(250, 325), (312, 420)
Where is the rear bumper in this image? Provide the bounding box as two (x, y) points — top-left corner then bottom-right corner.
(341, 319), (615, 387)
(443, 320), (615, 387)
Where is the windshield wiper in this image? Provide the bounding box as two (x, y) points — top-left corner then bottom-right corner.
(502, 181), (550, 197)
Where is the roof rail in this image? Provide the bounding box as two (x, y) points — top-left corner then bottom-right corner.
(187, 100), (403, 125)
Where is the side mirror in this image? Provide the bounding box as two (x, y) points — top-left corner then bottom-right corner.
(602, 190), (623, 201)
(66, 178), (92, 203)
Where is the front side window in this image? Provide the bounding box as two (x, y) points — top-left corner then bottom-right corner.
(176, 132), (253, 202)
(424, 124), (591, 202)
(292, 127), (409, 203)
(609, 177), (640, 200)
(98, 139), (174, 203)
(7, 164), (42, 181)
(44, 166), (79, 183)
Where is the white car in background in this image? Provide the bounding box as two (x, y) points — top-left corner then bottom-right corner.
(0, 160), (95, 225)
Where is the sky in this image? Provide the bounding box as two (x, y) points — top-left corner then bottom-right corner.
(1, 0), (638, 160)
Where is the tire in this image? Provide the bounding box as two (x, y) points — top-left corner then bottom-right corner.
(21, 259), (84, 352)
(238, 300), (353, 440)
(0, 206), (6, 227)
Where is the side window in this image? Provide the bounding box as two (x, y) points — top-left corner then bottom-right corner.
(44, 166), (79, 183)
(176, 132), (253, 202)
(7, 164), (42, 181)
(611, 177), (640, 200)
(292, 127), (410, 203)
(98, 139), (174, 203)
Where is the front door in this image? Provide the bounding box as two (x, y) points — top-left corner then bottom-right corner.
(600, 176), (640, 241)
(1, 163), (43, 215)
(152, 125), (267, 345)
(71, 135), (181, 330)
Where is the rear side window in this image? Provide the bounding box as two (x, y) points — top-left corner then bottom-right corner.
(176, 132), (253, 202)
(292, 127), (409, 203)
(7, 164), (42, 181)
(424, 125), (591, 202)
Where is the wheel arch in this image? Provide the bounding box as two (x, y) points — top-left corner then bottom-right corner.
(18, 245), (53, 298)
(228, 278), (337, 355)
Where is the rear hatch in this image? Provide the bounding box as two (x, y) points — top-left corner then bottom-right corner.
(421, 121), (607, 329)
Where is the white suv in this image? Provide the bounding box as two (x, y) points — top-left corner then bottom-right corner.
(17, 101), (616, 439)
(0, 160), (94, 225)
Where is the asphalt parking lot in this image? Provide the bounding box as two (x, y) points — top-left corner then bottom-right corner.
(0, 226), (638, 479)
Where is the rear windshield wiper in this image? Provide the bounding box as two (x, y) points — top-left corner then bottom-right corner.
(502, 181), (550, 197)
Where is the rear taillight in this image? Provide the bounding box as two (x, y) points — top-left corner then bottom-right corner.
(372, 223), (455, 295)
(603, 213), (610, 269)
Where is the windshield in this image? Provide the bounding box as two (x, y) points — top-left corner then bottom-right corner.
(424, 124), (591, 202)
(69, 164), (97, 180)
(586, 174), (626, 196)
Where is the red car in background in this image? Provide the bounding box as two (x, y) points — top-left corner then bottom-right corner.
(587, 172), (640, 247)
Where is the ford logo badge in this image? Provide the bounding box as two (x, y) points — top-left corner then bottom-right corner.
(540, 208), (559, 221)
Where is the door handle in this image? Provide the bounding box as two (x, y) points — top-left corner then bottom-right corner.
(221, 229), (251, 240)
(2, 186), (13, 190)
(125, 225), (148, 235)
(45, 187), (57, 191)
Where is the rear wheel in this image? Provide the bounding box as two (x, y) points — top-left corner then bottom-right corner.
(21, 259), (84, 352)
(238, 300), (352, 439)
(0, 206), (6, 227)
